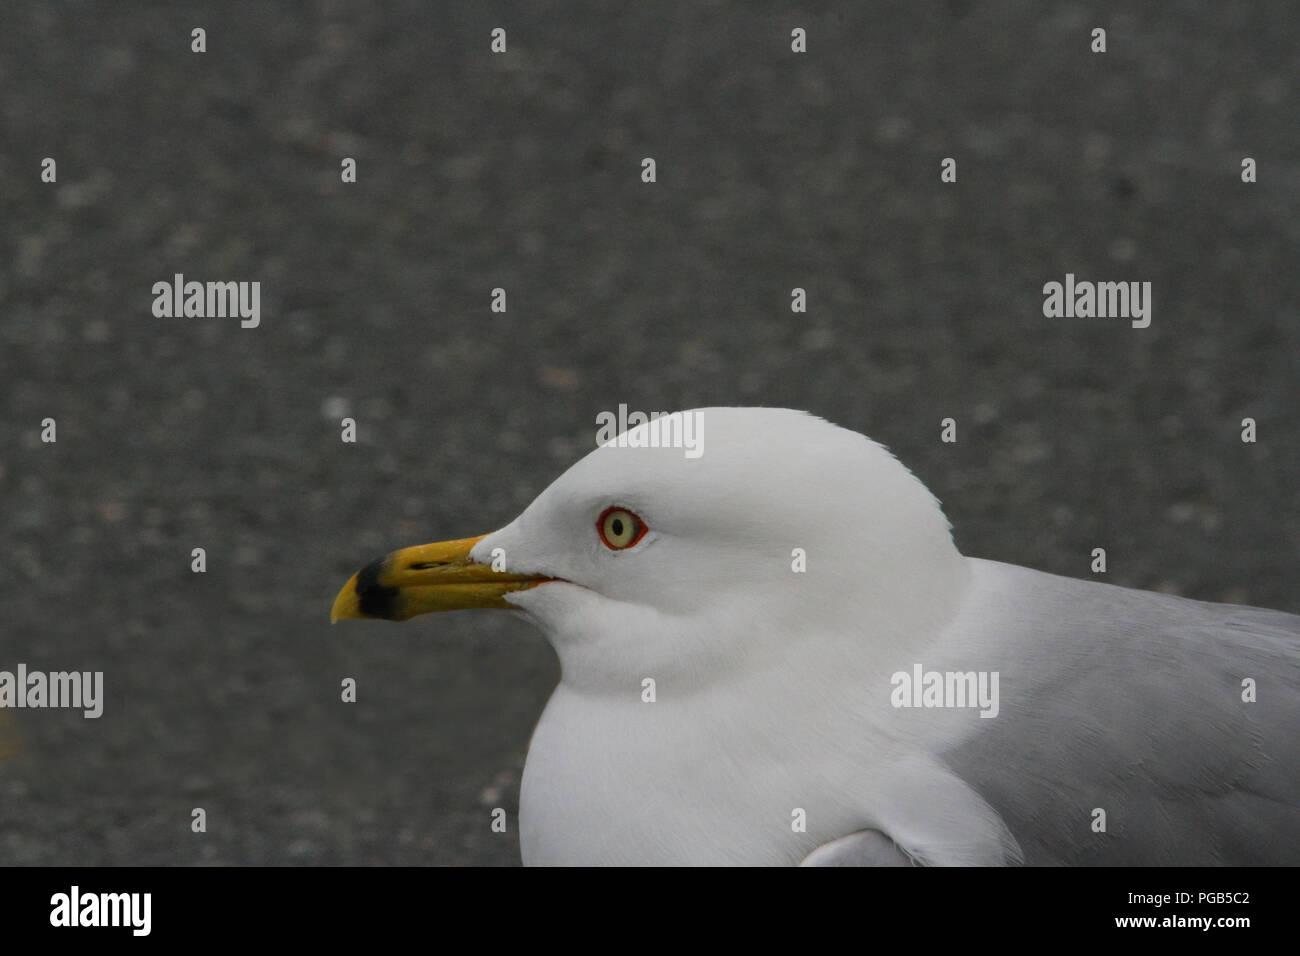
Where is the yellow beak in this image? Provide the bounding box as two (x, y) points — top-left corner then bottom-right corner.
(330, 534), (553, 622)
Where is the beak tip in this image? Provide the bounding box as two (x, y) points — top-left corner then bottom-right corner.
(330, 573), (363, 624)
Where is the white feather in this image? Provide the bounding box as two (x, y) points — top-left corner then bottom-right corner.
(462, 408), (1298, 865)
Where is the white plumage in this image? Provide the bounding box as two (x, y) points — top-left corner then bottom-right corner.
(370, 407), (1300, 864)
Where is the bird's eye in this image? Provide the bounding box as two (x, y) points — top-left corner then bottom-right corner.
(597, 506), (647, 550)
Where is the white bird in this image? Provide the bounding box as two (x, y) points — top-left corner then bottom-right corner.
(331, 407), (1300, 865)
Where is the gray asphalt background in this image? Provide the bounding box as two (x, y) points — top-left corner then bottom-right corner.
(1, 2), (1296, 865)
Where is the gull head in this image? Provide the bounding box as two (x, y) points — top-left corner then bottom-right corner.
(332, 407), (968, 692)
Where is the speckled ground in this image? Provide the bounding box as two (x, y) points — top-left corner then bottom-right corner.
(0, 1), (1295, 865)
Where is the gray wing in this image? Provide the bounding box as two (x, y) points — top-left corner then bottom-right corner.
(939, 559), (1300, 865)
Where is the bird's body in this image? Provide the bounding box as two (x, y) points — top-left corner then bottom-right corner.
(942, 560), (1299, 865)
(333, 407), (1300, 865)
(518, 559), (1299, 865)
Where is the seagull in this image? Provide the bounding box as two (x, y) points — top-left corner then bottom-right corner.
(331, 407), (1300, 865)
